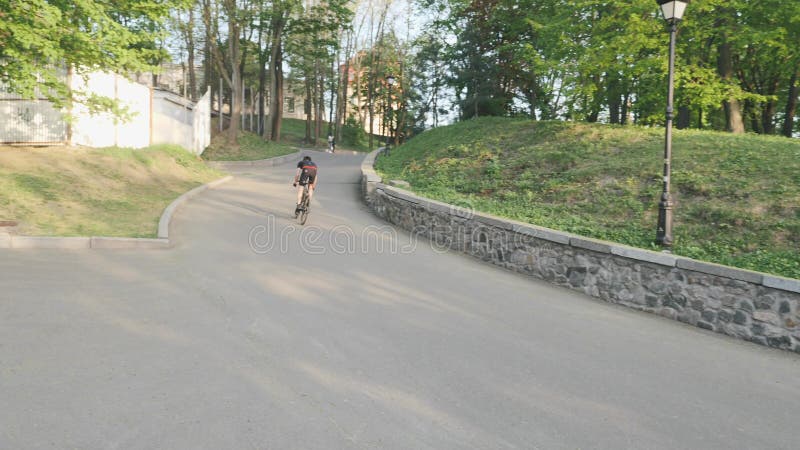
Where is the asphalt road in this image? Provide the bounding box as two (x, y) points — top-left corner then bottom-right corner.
(1, 152), (799, 450)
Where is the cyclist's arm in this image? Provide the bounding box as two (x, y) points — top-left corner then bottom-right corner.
(293, 168), (301, 183)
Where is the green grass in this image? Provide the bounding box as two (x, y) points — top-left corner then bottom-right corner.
(0, 144), (224, 237)
(279, 118), (312, 144)
(375, 117), (800, 279)
(202, 118), (371, 160)
(202, 129), (298, 161)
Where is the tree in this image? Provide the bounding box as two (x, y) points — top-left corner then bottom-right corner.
(202, 0), (255, 143)
(0, 0), (184, 111)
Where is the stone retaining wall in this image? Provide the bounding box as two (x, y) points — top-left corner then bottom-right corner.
(361, 150), (800, 353)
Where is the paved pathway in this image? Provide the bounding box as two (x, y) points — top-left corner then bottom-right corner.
(1, 153), (799, 449)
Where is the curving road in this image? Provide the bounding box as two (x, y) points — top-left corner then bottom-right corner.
(1, 153), (799, 449)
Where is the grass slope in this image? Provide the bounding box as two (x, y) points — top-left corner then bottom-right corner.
(0, 145), (223, 237)
(202, 129), (298, 161)
(376, 117), (800, 279)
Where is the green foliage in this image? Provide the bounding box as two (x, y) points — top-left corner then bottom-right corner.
(416, 0), (800, 134)
(342, 115), (369, 150)
(0, 0), (184, 111)
(376, 117), (800, 279)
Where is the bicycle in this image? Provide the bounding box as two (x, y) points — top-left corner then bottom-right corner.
(295, 183), (311, 225)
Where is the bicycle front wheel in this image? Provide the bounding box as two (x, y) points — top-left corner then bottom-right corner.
(299, 200), (310, 225)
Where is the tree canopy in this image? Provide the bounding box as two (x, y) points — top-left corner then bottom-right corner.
(411, 0), (800, 137)
(0, 0), (184, 108)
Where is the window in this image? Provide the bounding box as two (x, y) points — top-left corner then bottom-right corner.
(285, 97), (295, 113)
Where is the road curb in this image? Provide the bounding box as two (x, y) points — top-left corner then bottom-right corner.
(157, 175), (233, 239)
(206, 151), (301, 170)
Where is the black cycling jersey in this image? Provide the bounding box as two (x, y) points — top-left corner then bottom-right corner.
(297, 160), (317, 185)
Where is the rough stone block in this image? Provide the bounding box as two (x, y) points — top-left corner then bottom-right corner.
(738, 299), (755, 312)
(766, 335), (793, 349)
(755, 296), (777, 310)
(753, 310), (780, 326)
(676, 258), (763, 284)
(697, 321), (715, 331)
(762, 275), (800, 294)
(659, 307), (677, 320)
(701, 309), (717, 323)
(733, 310), (750, 326)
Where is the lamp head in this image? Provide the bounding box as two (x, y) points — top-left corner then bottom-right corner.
(656, 0), (689, 22)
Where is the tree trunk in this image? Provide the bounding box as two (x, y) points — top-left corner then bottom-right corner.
(762, 100), (777, 135)
(267, 13), (286, 142)
(317, 65), (324, 144)
(368, 49), (375, 150)
(782, 69), (798, 137)
(759, 76), (782, 135)
(336, 43), (348, 144)
(620, 94), (629, 125)
(257, 11), (267, 137)
(202, 0), (213, 108)
(607, 76), (620, 124)
(305, 73), (313, 143)
(187, 7), (197, 100)
(227, 11), (241, 144)
(718, 40), (745, 133)
(677, 106), (690, 129)
(328, 56), (335, 137)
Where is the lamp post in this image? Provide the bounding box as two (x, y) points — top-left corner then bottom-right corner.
(386, 75), (396, 149)
(655, 0), (689, 249)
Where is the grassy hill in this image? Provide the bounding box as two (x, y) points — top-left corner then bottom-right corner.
(202, 117), (374, 161)
(0, 145), (222, 237)
(375, 117), (800, 279)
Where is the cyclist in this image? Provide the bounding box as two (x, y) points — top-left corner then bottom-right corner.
(327, 133), (335, 153)
(293, 155), (318, 215)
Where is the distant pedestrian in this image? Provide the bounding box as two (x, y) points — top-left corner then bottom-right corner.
(327, 133), (335, 153)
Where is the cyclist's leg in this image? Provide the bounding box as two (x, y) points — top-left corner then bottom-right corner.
(307, 179), (316, 202)
(296, 183), (305, 211)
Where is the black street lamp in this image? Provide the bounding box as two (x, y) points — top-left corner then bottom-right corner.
(386, 75), (396, 148)
(655, 0), (689, 249)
